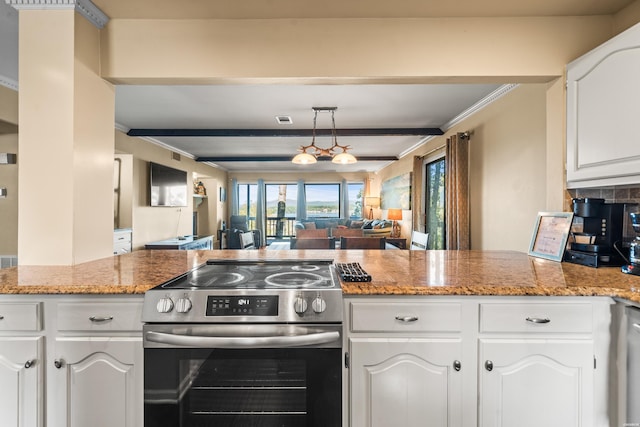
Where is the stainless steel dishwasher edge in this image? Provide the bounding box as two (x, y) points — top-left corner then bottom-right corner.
(627, 306), (640, 425)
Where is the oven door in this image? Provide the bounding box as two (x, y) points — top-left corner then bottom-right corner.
(143, 324), (342, 427)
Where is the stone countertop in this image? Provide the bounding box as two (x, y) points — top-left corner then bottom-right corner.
(0, 250), (639, 304)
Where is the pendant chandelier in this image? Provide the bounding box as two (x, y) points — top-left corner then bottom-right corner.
(292, 107), (357, 165)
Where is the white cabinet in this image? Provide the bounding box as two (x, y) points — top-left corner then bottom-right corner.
(51, 337), (142, 427)
(346, 298), (469, 427)
(345, 296), (613, 427)
(479, 339), (593, 427)
(114, 228), (132, 254)
(0, 302), (43, 427)
(350, 338), (463, 427)
(0, 337), (43, 427)
(566, 22), (640, 188)
(0, 295), (144, 427)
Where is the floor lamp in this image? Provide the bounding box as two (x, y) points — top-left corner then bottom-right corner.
(365, 196), (380, 220)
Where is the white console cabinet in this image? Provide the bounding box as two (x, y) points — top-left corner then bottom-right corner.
(344, 296), (613, 427)
(566, 22), (640, 188)
(0, 296), (143, 427)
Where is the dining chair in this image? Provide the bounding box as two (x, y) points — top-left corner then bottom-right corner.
(296, 229), (329, 239)
(290, 237), (336, 249)
(331, 228), (363, 239)
(239, 231), (256, 249)
(410, 231), (429, 250)
(340, 237), (386, 249)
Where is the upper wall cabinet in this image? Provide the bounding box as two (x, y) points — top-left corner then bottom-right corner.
(566, 23), (640, 189)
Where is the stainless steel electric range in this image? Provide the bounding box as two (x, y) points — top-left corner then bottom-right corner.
(142, 259), (343, 427)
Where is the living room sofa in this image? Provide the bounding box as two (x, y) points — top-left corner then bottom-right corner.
(294, 218), (392, 238)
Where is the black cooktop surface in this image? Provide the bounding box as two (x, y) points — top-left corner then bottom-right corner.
(160, 259), (337, 290)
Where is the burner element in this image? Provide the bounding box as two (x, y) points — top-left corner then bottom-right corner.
(264, 272), (329, 288)
(291, 265), (320, 272)
(188, 272), (248, 288)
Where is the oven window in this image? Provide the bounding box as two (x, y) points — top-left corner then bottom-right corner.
(145, 348), (341, 427)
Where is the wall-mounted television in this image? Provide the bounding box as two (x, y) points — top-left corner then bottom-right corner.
(149, 162), (188, 207)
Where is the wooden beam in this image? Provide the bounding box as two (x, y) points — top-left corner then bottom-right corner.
(196, 155), (398, 162)
(127, 128), (443, 137)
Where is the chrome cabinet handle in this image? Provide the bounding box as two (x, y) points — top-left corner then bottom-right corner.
(633, 323), (640, 333)
(453, 360), (461, 371)
(24, 360), (34, 369)
(54, 359), (63, 369)
(525, 317), (550, 324)
(89, 316), (114, 323)
(395, 315), (419, 323)
(485, 360), (493, 371)
(0, 315), (4, 320)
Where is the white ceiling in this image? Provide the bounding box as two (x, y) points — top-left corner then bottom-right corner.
(1, 0), (635, 173)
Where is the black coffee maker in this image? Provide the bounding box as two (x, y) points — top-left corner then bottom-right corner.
(564, 198), (627, 267)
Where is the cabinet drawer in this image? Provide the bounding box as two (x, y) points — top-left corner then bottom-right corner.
(114, 240), (132, 254)
(0, 303), (41, 331)
(350, 302), (462, 332)
(480, 303), (592, 334)
(57, 302), (143, 332)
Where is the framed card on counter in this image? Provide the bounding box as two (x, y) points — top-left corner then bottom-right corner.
(528, 212), (574, 262)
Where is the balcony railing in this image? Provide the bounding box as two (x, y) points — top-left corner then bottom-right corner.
(247, 217), (298, 240)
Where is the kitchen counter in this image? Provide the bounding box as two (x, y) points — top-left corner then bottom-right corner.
(0, 250), (639, 303)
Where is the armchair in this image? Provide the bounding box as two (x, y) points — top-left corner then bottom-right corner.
(226, 215), (262, 249)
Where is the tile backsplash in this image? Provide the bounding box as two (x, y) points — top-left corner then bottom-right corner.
(566, 186), (640, 242)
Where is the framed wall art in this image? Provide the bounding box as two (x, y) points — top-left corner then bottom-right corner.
(380, 172), (411, 210)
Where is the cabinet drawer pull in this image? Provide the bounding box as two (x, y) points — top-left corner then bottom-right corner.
(525, 317), (550, 324)
(89, 316), (114, 323)
(395, 315), (419, 323)
(54, 359), (63, 369)
(24, 359), (34, 369)
(485, 360), (493, 371)
(453, 360), (461, 371)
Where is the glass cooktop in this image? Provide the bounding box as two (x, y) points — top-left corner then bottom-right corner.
(160, 259), (337, 290)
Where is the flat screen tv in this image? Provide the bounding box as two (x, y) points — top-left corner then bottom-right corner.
(149, 162), (188, 207)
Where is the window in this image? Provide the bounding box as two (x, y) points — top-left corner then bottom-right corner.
(348, 182), (364, 219)
(304, 184), (340, 218)
(425, 158), (446, 249)
(237, 184), (257, 228)
(265, 184), (298, 218)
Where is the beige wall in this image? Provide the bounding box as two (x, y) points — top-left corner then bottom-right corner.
(115, 130), (227, 249)
(374, 84), (548, 252)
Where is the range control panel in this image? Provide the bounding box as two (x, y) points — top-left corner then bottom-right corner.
(206, 295), (279, 316)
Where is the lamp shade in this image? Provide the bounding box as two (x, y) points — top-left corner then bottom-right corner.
(387, 209), (402, 221)
(365, 196), (380, 208)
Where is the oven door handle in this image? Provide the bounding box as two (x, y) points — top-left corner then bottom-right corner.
(145, 330), (340, 348)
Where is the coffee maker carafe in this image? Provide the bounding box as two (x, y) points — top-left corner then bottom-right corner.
(564, 198), (627, 267)
(622, 212), (640, 275)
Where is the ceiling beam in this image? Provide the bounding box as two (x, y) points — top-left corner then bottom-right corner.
(196, 155), (399, 162)
(127, 128), (443, 137)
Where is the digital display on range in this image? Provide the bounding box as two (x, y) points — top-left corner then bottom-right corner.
(206, 295), (278, 316)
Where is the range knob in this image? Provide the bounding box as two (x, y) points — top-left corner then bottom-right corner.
(175, 297), (192, 314)
(312, 296), (327, 313)
(156, 297), (174, 313)
(293, 296), (308, 315)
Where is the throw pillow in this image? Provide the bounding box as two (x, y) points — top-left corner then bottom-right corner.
(349, 220), (364, 229)
(302, 222), (316, 230)
(362, 219), (374, 229)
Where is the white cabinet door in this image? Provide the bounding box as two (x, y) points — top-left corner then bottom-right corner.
(0, 337), (43, 427)
(350, 337), (463, 427)
(566, 22), (640, 188)
(51, 337), (143, 427)
(479, 339), (593, 427)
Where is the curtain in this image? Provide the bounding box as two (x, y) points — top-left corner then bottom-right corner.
(296, 179), (306, 220)
(256, 179), (266, 246)
(411, 155), (424, 232)
(341, 179), (349, 219)
(230, 178), (239, 216)
(445, 132), (470, 250)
